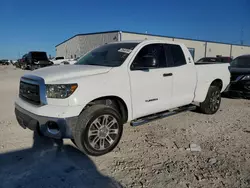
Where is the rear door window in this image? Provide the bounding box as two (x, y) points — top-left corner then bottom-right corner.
(164, 44), (187, 67)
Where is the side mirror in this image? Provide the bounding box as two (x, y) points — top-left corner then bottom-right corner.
(132, 55), (158, 70)
(143, 55), (157, 67)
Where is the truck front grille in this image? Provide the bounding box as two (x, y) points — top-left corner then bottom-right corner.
(19, 81), (40, 105)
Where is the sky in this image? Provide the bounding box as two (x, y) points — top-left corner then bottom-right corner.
(0, 0), (249, 59)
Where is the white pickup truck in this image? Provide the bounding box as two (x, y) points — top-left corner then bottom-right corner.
(50, 57), (77, 65)
(15, 40), (230, 156)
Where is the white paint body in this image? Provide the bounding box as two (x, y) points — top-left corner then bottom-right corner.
(50, 58), (67, 65)
(15, 40), (230, 122)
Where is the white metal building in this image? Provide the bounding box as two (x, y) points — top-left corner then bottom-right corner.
(56, 30), (250, 61)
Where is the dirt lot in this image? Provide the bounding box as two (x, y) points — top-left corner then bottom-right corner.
(0, 65), (250, 188)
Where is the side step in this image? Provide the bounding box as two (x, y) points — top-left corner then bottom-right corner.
(130, 104), (197, 126)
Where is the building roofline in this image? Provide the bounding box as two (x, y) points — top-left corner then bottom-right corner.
(121, 30), (250, 47)
(55, 30), (120, 47)
(55, 30), (250, 48)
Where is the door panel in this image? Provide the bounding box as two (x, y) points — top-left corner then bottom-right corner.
(129, 43), (173, 120)
(164, 44), (196, 108)
(129, 68), (172, 119)
(170, 64), (196, 108)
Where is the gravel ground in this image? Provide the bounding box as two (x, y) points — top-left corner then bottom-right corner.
(0, 65), (250, 188)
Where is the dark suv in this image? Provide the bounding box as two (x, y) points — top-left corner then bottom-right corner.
(21, 51), (53, 70)
(225, 55), (250, 98)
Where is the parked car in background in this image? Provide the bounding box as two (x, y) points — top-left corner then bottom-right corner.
(50, 56), (68, 65)
(15, 40), (230, 156)
(20, 51), (53, 70)
(0, 59), (9, 65)
(196, 56), (232, 64)
(224, 55), (250, 98)
(15, 54), (28, 69)
(14, 59), (21, 68)
(50, 56), (78, 65)
(68, 57), (79, 64)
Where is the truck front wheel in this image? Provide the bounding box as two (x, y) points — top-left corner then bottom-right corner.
(21, 64), (26, 70)
(73, 104), (123, 156)
(30, 65), (35, 71)
(199, 86), (221, 114)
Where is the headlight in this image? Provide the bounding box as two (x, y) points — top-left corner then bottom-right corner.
(46, 84), (78, 98)
(242, 75), (250, 80)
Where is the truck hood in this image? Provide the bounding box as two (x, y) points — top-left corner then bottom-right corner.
(26, 65), (112, 83)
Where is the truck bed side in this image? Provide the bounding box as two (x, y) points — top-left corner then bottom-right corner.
(193, 63), (230, 102)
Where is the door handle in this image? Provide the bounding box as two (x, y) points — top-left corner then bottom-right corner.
(163, 73), (173, 77)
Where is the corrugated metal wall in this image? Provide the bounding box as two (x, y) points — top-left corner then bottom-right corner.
(56, 31), (250, 61)
(122, 32), (250, 61)
(56, 32), (118, 59)
(79, 32), (118, 56)
(206, 42), (231, 57)
(231, 45), (250, 59)
(56, 36), (80, 59)
(122, 33), (207, 61)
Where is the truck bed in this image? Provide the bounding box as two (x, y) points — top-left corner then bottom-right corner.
(193, 63), (230, 102)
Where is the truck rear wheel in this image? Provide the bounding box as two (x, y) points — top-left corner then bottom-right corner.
(199, 86), (221, 114)
(73, 104), (123, 156)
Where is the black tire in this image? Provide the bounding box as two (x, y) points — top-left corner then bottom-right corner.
(73, 104), (123, 156)
(199, 86), (221, 114)
(62, 61), (69, 65)
(21, 63), (28, 70)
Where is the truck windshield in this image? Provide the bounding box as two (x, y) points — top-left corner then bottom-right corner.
(231, 56), (250, 68)
(75, 43), (139, 67)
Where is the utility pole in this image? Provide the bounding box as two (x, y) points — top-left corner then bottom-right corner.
(240, 26), (244, 45)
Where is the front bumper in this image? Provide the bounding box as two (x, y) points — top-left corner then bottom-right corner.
(15, 104), (78, 139)
(224, 81), (250, 98)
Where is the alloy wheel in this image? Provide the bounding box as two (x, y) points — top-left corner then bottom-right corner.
(209, 90), (220, 112)
(88, 115), (119, 151)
